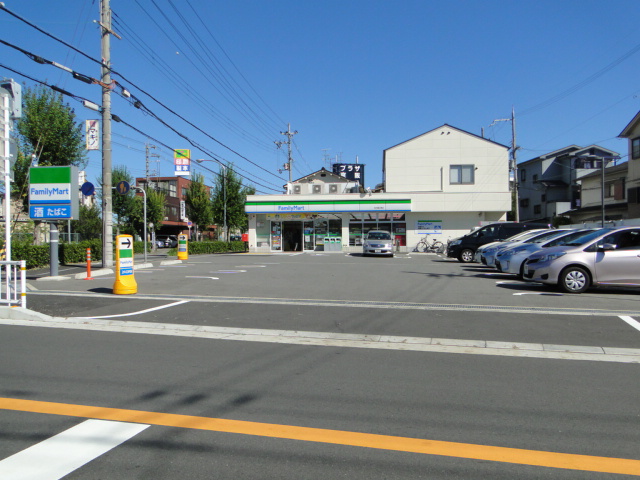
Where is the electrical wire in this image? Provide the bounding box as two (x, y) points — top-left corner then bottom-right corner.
(0, 3), (287, 185)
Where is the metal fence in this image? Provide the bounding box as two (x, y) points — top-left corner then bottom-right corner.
(1, 260), (26, 308)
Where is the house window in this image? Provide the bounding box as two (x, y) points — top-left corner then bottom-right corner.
(632, 137), (640, 159)
(533, 205), (541, 215)
(519, 198), (529, 208)
(520, 169), (526, 181)
(605, 182), (615, 198)
(541, 194), (546, 202)
(532, 174), (539, 183)
(450, 165), (474, 184)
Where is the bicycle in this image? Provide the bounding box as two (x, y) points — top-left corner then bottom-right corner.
(415, 235), (445, 253)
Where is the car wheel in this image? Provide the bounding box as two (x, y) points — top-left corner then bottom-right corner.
(517, 262), (525, 280)
(458, 249), (474, 263)
(558, 266), (590, 294)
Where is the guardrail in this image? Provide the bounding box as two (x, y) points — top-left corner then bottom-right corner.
(1, 260), (26, 308)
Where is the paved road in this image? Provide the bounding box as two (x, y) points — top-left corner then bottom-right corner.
(1, 252), (639, 478)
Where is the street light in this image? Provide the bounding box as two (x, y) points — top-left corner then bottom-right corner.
(196, 159), (227, 242)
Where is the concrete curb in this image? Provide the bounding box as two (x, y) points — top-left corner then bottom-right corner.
(74, 268), (114, 280)
(0, 306), (63, 322)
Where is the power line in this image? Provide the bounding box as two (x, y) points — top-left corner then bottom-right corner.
(0, 3), (286, 184)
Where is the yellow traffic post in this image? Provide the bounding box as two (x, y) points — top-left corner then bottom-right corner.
(177, 234), (188, 260)
(113, 234), (137, 295)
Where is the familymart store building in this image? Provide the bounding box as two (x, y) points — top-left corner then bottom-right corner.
(245, 190), (510, 253)
(245, 196), (412, 253)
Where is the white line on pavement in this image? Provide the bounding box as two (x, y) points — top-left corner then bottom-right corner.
(619, 315), (640, 332)
(1, 316), (638, 363)
(0, 419), (148, 480)
(80, 300), (189, 319)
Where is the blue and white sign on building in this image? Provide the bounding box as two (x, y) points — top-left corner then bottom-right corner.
(29, 166), (79, 220)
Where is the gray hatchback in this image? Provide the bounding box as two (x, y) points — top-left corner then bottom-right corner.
(522, 227), (640, 293)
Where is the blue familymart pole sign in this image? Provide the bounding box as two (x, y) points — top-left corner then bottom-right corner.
(28, 166), (79, 220)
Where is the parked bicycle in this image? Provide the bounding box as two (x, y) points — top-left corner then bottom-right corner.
(414, 235), (445, 253)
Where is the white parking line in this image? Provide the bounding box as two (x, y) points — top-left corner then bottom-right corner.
(186, 276), (219, 280)
(619, 316), (640, 332)
(0, 419), (148, 480)
(79, 301), (189, 319)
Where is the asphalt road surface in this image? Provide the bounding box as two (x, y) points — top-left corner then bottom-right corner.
(1, 251), (639, 479)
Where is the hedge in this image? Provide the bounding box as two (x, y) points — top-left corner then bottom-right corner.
(8, 240), (244, 269)
(167, 240), (246, 256)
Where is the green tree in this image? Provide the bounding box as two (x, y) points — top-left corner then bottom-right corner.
(13, 85), (88, 242)
(99, 166), (137, 235)
(131, 187), (165, 241)
(211, 165), (254, 240)
(185, 173), (213, 240)
(71, 203), (102, 240)
(16, 86), (87, 169)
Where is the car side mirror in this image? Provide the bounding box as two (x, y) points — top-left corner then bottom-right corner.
(598, 243), (616, 252)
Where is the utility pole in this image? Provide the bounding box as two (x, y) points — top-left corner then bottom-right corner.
(100, 0), (115, 267)
(275, 123), (297, 184)
(490, 107), (519, 221)
(145, 143), (159, 186)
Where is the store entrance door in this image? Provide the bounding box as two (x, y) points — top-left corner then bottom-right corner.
(282, 221), (303, 252)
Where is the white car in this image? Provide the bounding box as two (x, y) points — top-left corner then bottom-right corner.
(478, 229), (549, 267)
(362, 230), (394, 257)
(495, 229), (595, 278)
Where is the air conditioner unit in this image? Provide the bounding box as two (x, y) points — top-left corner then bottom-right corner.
(293, 185), (301, 194)
(312, 185), (322, 194)
(329, 184), (339, 194)
(163, 217), (169, 221)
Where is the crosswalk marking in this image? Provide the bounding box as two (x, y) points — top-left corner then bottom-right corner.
(0, 419), (148, 480)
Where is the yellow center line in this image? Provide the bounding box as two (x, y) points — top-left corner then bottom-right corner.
(1, 397), (638, 476)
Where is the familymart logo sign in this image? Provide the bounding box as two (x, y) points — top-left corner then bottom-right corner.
(28, 166), (79, 220)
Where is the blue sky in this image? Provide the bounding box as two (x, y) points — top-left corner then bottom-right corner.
(1, 0), (639, 194)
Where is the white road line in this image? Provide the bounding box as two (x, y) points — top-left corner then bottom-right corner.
(619, 316), (640, 332)
(2, 316), (639, 363)
(211, 270), (246, 273)
(186, 276), (219, 280)
(80, 301), (189, 319)
(0, 419), (148, 480)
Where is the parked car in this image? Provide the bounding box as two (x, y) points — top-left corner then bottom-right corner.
(447, 222), (550, 263)
(156, 235), (178, 248)
(362, 230), (394, 257)
(522, 227), (640, 293)
(475, 229), (549, 265)
(495, 229), (596, 277)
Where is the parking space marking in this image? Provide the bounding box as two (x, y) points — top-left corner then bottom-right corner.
(77, 301), (189, 319)
(211, 270), (247, 274)
(185, 276), (219, 280)
(620, 316), (640, 333)
(0, 419), (149, 480)
(1, 398), (639, 476)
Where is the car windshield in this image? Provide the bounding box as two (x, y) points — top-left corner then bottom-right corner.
(367, 232), (391, 240)
(504, 230), (545, 242)
(564, 228), (615, 246)
(529, 230), (572, 243)
(543, 229), (594, 247)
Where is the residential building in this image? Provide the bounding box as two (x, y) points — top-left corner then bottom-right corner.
(245, 124), (512, 253)
(517, 145), (619, 222)
(135, 176), (214, 238)
(619, 110), (640, 218)
(566, 162), (628, 224)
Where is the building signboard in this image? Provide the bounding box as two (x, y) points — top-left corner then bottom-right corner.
(174, 149), (191, 176)
(28, 166), (79, 220)
(246, 199), (411, 214)
(416, 220), (443, 234)
(332, 163), (365, 187)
